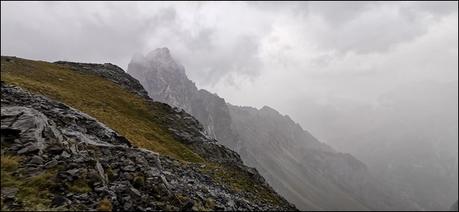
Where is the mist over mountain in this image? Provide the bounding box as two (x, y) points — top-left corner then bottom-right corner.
(288, 80), (458, 210)
(127, 48), (420, 210)
(128, 48), (239, 149)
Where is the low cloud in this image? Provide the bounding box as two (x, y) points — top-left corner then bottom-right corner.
(1, 1), (457, 104)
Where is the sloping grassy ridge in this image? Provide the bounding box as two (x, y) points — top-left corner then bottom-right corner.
(1, 56), (202, 163)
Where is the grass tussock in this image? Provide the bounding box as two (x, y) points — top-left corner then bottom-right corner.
(1, 155), (21, 171)
(96, 197), (112, 212)
(68, 179), (92, 193)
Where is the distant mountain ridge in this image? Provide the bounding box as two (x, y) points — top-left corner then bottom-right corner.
(127, 47), (420, 210)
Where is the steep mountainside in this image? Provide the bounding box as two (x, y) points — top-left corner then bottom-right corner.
(0, 56), (296, 211)
(127, 48), (420, 211)
(127, 48), (239, 151)
(228, 105), (419, 210)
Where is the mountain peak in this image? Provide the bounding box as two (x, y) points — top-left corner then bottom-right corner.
(146, 47), (172, 61)
(129, 47), (188, 80)
(127, 48), (197, 111)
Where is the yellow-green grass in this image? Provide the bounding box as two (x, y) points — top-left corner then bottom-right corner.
(1, 56), (203, 163)
(1, 155), (20, 171)
(201, 163), (283, 205)
(0, 155), (56, 211)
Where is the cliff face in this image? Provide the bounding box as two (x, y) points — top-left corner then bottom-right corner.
(127, 48), (239, 150)
(127, 48), (419, 211)
(0, 56), (296, 211)
(128, 48), (197, 112)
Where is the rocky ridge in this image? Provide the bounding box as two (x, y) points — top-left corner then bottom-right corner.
(54, 61), (150, 99)
(0, 56), (296, 211)
(0, 82), (295, 211)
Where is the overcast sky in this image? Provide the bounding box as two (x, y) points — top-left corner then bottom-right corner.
(1, 1), (457, 135)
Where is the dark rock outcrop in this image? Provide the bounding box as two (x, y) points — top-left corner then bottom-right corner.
(55, 61), (150, 99)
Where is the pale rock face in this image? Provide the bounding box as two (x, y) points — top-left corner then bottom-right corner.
(127, 48), (419, 211)
(128, 48), (196, 112)
(127, 48), (238, 150)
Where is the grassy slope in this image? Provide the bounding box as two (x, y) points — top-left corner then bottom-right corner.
(1, 56), (285, 208)
(1, 56), (202, 162)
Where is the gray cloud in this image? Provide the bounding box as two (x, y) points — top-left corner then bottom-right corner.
(1, 1), (457, 98)
(1, 1), (267, 86)
(304, 2), (456, 53)
(173, 34), (262, 86)
(249, 1), (457, 54)
(2, 2), (144, 65)
(2, 1), (456, 86)
(0, 2), (193, 71)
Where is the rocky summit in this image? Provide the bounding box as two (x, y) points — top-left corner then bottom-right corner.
(0, 56), (296, 211)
